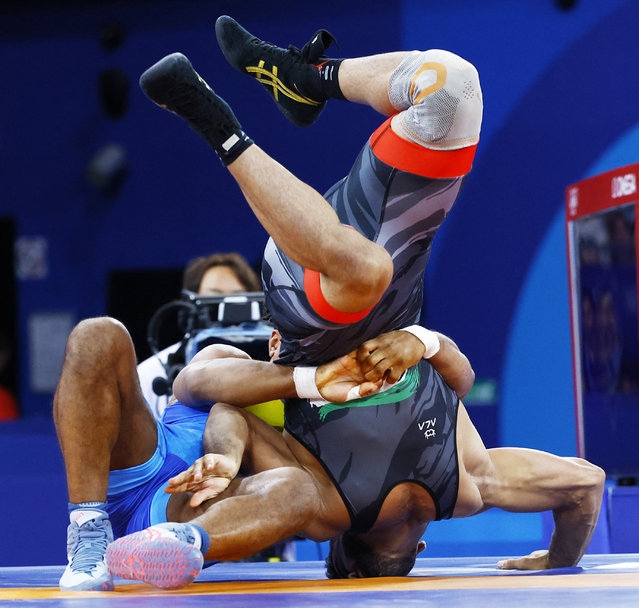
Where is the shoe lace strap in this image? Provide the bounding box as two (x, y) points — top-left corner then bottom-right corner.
(70, 527), (110, 574)
(290, 29), (339, 64)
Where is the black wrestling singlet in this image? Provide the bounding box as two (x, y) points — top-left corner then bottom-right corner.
(262, 138), (466, 366)
(284, 359), (460, 533)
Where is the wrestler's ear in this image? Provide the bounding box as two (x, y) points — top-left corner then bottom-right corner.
(417, 540), (427, 555)
(268, 330), (281, 360)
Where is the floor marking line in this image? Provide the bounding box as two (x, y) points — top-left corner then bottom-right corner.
(1, 572), (638, 599)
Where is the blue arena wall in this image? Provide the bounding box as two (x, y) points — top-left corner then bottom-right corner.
(0, 0), (637, 566)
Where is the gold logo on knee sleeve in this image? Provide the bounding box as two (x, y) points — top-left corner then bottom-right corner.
(410, 62), (447, 103)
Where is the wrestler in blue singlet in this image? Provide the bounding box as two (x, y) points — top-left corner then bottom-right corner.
(105, 402), (208, 538)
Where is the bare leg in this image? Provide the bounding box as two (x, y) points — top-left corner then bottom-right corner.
(105, 463), (322, 588)
(224, 50), (452, 313)
(181, 467), (320, 561)
(226, 48), (481, 313)
(167, 403), (326, 560)
(224, 51), (416, 312)
(338, 52), (411, 114)
(141, 44), (479, 315)
(227, 147), (393, 313)
(55, 317), (159, 591)
(141, 50), (424, 314)
(54, 317), (158, 503)
(106, 402), (330, 574)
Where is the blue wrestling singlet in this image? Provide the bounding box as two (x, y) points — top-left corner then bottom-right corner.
(105, 402), (208, 538)
(284, 358), (460, 532)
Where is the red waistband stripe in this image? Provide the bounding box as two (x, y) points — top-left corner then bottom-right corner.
(370, 117), (477, 178)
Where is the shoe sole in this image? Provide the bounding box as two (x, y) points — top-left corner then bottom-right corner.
(59, 578), (115, 592)
(106, 535), (203, 590)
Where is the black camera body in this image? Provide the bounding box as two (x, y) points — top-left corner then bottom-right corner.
(147, 290), (272, 396)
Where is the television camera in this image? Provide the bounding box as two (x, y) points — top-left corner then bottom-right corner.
(146, 290), (273, 396)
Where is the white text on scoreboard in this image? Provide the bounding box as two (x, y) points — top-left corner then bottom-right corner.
(611, 173), (637, 199)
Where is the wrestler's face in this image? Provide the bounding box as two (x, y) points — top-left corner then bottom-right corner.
(327, 535), (426, 578)
(326, 535), (361, 578)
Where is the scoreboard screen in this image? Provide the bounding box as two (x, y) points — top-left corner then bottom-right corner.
(566, 164), (639, 480)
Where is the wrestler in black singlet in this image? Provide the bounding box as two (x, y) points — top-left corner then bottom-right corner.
(262, 127), (468, 367)
(284, 358), (460, 532)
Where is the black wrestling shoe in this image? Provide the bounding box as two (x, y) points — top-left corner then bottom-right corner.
(139, 52), (252, 165)
(215, 15), (338, 127)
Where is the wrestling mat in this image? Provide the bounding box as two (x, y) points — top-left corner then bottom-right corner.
(1, 554), (638, 607)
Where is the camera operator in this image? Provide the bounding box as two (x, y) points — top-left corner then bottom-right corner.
(137, 252), (261, 418)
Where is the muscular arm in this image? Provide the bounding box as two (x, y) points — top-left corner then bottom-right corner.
(174, 356), (297, 407)
(174, 354), (375, 407)
(484, 449), (605, 570)
(428, 332), (475, 398)
(173, 326), (474, 408)
(166, 402), (249, 506)
(173, 336), (374, 407)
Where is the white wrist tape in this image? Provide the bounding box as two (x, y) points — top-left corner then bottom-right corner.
(346, 385), (362, 401)
(400, 325), (440, 359)
(293, 366), (323, 400)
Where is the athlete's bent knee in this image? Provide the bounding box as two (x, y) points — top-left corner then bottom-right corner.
(66, 317), (133, 364)
(71, 316), (126, 339)
(388, 49), (483, 150)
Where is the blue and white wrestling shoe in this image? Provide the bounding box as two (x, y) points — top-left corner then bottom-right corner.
(59, 508), (114, 591)
(105, 522), (210, 590)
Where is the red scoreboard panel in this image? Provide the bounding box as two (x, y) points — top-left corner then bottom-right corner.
(565, 163), (639, 480)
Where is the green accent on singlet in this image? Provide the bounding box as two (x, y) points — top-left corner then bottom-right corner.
(318, 365), (421, 421)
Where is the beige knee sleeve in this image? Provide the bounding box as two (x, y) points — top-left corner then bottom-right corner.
(388, 50), (483, 150)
